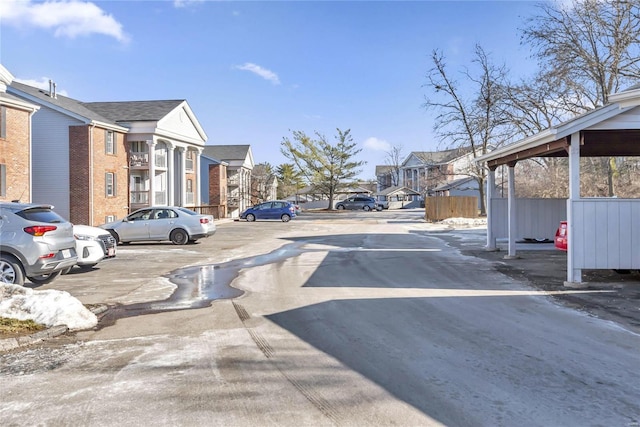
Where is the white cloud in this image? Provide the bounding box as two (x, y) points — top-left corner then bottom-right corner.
(234, 63), (281, 85)
(363, 137), (391, 152)
(14, 77), (69, 97)
(0, 0), (129, 43)
(173, 0), (204, 8)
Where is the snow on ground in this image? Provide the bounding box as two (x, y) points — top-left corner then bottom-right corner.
(0, 284), (97, 331)
(438, 217), (487, 227)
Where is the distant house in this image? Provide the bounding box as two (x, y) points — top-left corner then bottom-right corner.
(432, 176), (482, 209)
(8, 81), (130, 225)
(0, 65), (39, 203)
(375, 185), (421, 209)
(201, 145), (254, 218)
(400, 147), (476, 198)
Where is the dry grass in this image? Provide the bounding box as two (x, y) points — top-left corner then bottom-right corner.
(0, 317), (45, 338)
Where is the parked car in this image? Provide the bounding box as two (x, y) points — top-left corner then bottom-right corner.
(0, 202), (78, 286)
(335, 195), (382, 211)
(240, 201), (296, 222)
(63, 224), (117, 272)
(376, 198), (389, 210)
(554, 221), (567, 251)
(100, 206), (216, 245)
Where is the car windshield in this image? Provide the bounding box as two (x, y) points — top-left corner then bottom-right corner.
(16, 208), (66, 224)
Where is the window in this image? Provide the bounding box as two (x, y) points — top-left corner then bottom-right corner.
(0, 164), (5, 197)
(186, 150), (194, 171)
(105, 130), (115, 154)
(105, 215), (116, 223)
(106, 172), (116, 196)
(186, 179), (193, 193)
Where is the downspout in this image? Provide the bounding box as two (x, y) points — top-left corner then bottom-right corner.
(28, 108), (37, 202)
(89, 123), (95, 225)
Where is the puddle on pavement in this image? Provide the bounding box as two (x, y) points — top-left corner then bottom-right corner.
(98, 242), (308, 327)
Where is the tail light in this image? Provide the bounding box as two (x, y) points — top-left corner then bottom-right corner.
(24, 225), (57, 236)
(200, 218), (210, 224)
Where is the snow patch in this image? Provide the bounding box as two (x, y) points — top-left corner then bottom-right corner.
(438, 217), (488, 227)
(0, 284), (97, 330)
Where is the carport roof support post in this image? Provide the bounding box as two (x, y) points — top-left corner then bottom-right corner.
(566, 132), (582, 284)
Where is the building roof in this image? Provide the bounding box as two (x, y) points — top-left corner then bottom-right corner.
(376, 185), (421, 197)
(9, 81), (123, 128)
(83, 100), (185, 122)
(405, 147), (473, 166)
(432, 176), (476, 192)
(202, 145), (252, 161)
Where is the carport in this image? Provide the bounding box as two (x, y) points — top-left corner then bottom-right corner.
(477, 87), (640, 285)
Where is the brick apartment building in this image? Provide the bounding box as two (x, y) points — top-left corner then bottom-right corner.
(0, 65), (39, 203)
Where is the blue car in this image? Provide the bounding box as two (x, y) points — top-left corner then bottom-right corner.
(240, 201), (297, 222)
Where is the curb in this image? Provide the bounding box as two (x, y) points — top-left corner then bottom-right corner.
(0, 304), (108, 352)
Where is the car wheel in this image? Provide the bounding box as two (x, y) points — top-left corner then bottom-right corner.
(363, 205), (371, 211)
(281, 214), (291, 222)
(27, 271), (61, 285)
(337, 205), (345, 210)
(246, 213), (256, 222)
(170, 229), (189, 245)
(0, 254), (25, 286)
(376, 206), (383, 211)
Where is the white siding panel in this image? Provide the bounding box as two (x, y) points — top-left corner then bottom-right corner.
(571, 199), (640, 269)
(31, 106), (82, 220)
(490, 198), (566, 240)
(588, 106), (640, 129)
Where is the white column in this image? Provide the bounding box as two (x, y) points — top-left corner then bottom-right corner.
(177, 147), (186, 206)
(146, 139), (156, 206)
(195, 148), (202, 206)
(166, 142), (175, 206)
(567, 133), (582, 284)
(506, 164), (517, 258)
(486, 167), (497, 251)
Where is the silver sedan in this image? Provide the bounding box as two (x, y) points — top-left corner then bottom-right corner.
(100, 206), (216, 245)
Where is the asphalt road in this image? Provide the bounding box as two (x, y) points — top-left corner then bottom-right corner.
(1, 210), (639, 426)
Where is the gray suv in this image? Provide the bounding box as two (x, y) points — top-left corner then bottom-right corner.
(0, 202), (77, 286)
(335, 196), (382, 211)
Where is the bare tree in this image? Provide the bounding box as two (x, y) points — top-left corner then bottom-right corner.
(522, 0), (640, 109)
(251, 163), (276, 203)
(382, 144), (403, 188)
(521, 0), (640, 196)
(423, 45), (510, 215)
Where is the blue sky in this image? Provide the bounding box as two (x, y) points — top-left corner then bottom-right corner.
(0, 0), (540, 179)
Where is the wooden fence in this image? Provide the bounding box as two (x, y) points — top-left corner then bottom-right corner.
(424, 196), (478, 221)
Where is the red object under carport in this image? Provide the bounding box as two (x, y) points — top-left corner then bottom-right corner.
(555, 221), (567, 251)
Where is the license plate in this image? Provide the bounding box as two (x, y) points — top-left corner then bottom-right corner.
(107, 247), (116, 257)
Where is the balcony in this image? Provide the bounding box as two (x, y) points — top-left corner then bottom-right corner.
(130, 152), (149, 168)
(131, 190), (149, 205)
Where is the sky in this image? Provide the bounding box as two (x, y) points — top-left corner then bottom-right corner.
(0, 0), (541, 180)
